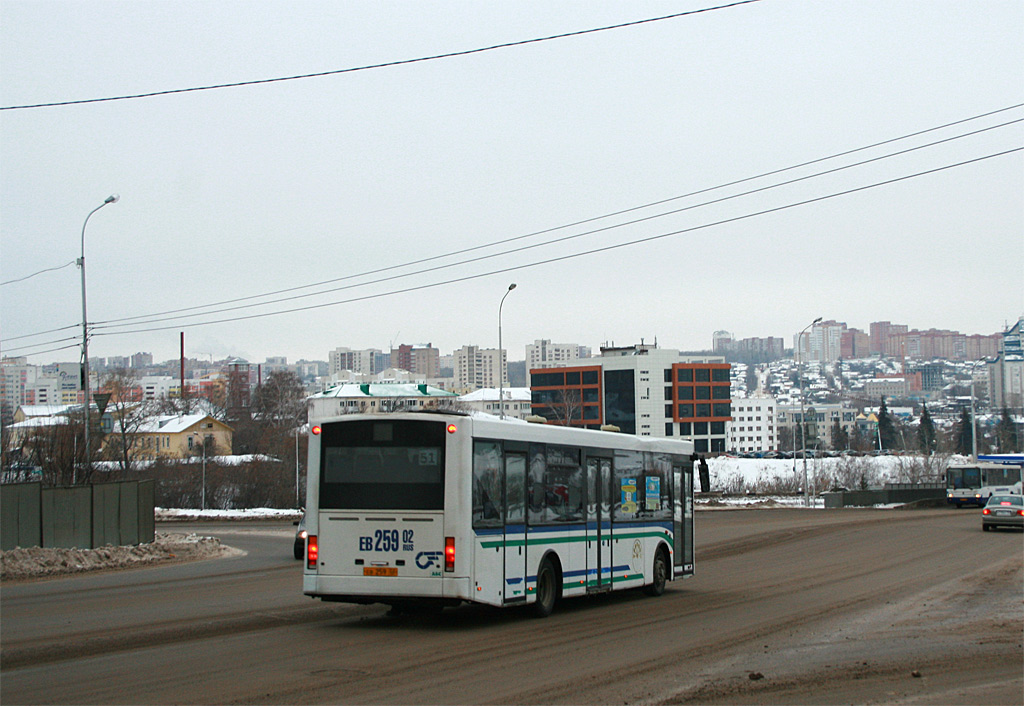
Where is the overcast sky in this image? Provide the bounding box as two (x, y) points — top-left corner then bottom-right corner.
(1, 0), (1021, 367)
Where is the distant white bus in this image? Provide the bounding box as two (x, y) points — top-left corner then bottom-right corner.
(301, 412), (695, 617)
(946, 462), (1023, 508)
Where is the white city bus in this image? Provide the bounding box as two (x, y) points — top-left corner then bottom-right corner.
(946, 462), (1023, 507)
(302, 411), (695, 617)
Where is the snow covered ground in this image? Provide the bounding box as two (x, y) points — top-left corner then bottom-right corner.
(706, 453), (963, 494)
(4, 455), (960, 581)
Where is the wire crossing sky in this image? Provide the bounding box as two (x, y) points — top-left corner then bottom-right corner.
(0, 0), (763, 111)
(1, 1), (1021, 364)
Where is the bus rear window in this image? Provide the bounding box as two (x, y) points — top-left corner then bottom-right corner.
(319, 420), (445, 510)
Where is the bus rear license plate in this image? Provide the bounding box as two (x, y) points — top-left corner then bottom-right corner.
(364, 567), (397, 577)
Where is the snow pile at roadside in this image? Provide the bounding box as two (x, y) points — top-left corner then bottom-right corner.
(697, 495), (824, 509)
(156, 507), (303, 521)
(0, 532), (241, 582)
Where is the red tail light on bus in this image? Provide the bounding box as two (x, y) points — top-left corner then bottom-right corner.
(444, 536), (455, 572)
(307, 535), (318, 570)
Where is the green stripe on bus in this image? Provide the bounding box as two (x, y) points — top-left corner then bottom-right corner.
(562, 573), (645, 590)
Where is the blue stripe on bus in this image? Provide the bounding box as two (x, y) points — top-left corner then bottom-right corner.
(526, 523), (588, 534)
(473, 527), (505, 536)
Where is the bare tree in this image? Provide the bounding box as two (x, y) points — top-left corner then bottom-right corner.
(16, 414), (80, 486)
(97, 368), (153, 477)
(235, 371), (307, 457)
(546, 389), (583, 426)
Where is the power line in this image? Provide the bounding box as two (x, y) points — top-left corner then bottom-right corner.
(90, 146), (1022, 338)
(89, 116), (1024, 333)
(4, 343), (81, 358)
(0, 0), (763, 111)
(1, 336), (83, 356)
(0, 323), (81, 343)
(0, 260), (77, 286)
(82, 103), (1024, 330)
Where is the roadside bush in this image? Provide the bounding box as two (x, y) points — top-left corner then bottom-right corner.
(127, 457), (304, 509)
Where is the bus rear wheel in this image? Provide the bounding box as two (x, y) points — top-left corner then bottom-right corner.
(644, 548), (668, 597)
(533, 558), (558, 618)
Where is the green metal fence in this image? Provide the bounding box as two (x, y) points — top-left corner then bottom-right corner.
(1, 480), (155, 551)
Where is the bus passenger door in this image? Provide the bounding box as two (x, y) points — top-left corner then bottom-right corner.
(673, 464), (694, 577)
(503, 452), (528, 603)
(587, 456), (613, 591)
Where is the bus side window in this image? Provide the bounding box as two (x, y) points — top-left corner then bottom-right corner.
(473, 441), (503, 527)
(529, 444), (546, 524)
(506, 453), (527, 524)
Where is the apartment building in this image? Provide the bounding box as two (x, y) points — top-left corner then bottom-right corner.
(840, 328), (871, 359)
(525, 339), (590, 385)
(454, 345), (506, 392)
(713, 332), (785, 363)
(870, 321), (909, 356)
(390, 343), (440, 378)
(1, 358), (38, 420)
(777, 403), (857, 450)
(795, 320), (846, 363)
(530, 343), (731, 453)
(863, 377), (908, 400)
(328, 347), (387, 376)
(727, 396), (777, 453)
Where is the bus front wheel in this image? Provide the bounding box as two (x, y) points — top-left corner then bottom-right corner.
(644, 548), (668, 597)
(533, 558), (558, 618)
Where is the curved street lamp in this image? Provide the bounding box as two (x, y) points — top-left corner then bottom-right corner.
(497, 283), (516, 420)
(78, 194), (119, 484)
(796, 316), (822, 506)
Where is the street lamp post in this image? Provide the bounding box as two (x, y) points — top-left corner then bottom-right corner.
(201, 440), (207, 511)
(969, 360), (985, 461)
(77, 194), (119, 485)
(295, 424), (302, 508)
(497, 283), (516, 420)
(797, 316), (822, 506)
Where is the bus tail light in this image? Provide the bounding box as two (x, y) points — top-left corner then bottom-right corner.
(307, 535), (318, 570)
(444, 537), (455, 572)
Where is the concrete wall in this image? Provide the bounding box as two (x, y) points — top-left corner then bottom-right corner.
(823, 485), (945, 508)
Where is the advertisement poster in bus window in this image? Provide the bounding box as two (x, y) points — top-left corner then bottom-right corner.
(621, 478), (638, 515)
(645, 476), (661, 511)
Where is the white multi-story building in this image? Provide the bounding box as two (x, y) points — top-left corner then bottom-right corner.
(777, 403), (857, 450)
(525, 340), (590, 385)
(795, 320), (847, 363)
(863, 377), (907, 400)
(139, 376), (178, 400)
(458, 387), (532, 419)
(328, 347), (385, 376)
(454, 345), (506, 392)
(531, 343), (731, 453)
(1, 358), (38, 420)
(25, 363), (84, 406)
(727, 396), (777, 453)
